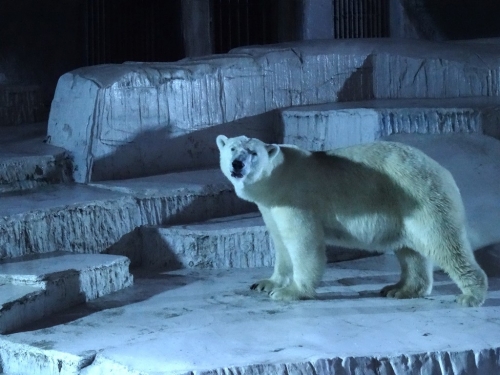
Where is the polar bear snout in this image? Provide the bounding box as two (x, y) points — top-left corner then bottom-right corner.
(231, 159), (245, 178)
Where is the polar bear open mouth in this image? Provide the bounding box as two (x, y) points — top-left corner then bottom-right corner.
(230, 159), (246, 178)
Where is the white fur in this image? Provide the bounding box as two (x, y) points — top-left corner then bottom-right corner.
(216, 135), (488, 306)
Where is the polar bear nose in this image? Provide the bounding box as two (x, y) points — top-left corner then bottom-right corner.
(232, 160), (244, 171)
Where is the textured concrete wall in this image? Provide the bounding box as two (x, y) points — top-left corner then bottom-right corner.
(47, 39), (500, 183)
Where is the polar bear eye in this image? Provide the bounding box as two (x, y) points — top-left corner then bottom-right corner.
(250, 151), (257, 157)
(230, 147), (235, 152)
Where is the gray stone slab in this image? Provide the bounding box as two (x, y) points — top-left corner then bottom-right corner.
(95, 169), (256, 266)
(141, 213), (272, 269)
(0, 283), (44, 305)
(142, 213), (371, 270)
(0, 129), (72, 192)
(90, 169), (256, 235)
(0, 184), (137, 259)
(1, 251), (499, 375)
(279, 97), (500, 150)
(90, 168), (235, 197)
(47, 38), (500, 183)
(0, 252), (133, 334)
(0, 169), (253, 260)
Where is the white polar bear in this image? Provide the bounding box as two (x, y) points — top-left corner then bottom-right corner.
(216, 135), (488, 307)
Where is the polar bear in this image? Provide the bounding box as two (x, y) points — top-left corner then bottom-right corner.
(216, 135), (488, 307)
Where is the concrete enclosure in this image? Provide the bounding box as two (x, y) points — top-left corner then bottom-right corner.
(1, 28), (500, 375)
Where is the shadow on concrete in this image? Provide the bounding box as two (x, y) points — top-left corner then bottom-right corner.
(90, 111), (279, 182)
(11, 269), (202, 334)
(336, 53), (375, 102)
(315, 244), (500, 307)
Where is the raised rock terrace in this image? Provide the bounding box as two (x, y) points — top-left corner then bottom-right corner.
(0, 38), (500, 375)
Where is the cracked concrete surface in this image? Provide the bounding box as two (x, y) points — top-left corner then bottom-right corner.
(2, 252), (499, 375)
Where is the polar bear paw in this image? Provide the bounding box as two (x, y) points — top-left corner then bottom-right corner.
(250, 279), (280, 293)
(456, 293), (485, 307)
(251, 280), (316, 301)
(380, 282), (429, 299)
(269, 286), (302, 301)
(269, 285), (315, 301)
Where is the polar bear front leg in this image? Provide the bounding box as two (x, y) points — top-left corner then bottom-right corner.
(381, 247), (433, 299)
(266, 208), (326, 301)
(251, 206), (293, 293)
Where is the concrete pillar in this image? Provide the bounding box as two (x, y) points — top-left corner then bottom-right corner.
(300, 0), (334, 40)
(181, 0), (213, 58)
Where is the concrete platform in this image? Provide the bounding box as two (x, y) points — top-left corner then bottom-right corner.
(279, 97), (500, 151)
(0, 252), (132, 334)
(0, 122), (72, 193)
(0, 125), (497, 374)
(47, 38), (500, 182)
(1, 251), (499, 375)
(0, 169), (253, 260)
(141, 213), (372, 270)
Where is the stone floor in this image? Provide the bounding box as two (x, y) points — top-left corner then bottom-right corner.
(1, 109), (500, 374)
(2, 250), (499, 375)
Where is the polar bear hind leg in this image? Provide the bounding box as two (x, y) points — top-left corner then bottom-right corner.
(430, 239), (487, 307)
(404, 216), (487, 307)
(381, 247), (433, 299)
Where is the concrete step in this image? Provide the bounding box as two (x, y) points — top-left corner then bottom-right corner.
(0, 169), (254, 261)
(141, 213), (371, 270)
(0, 122), (72, 193)
(1, 249), (499, 375)
(0, 252), (132, 334)
(279, 97), (500, 151)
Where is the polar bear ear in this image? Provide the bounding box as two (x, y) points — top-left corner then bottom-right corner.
(266, 144), (280, 159)
(216, 135), (228, 151)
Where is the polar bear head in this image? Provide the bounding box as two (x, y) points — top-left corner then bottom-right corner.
(216, 135), (280, 185)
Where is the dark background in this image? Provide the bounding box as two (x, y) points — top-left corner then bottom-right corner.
(1, 0), (499, 114)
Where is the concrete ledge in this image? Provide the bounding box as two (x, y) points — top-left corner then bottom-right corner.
(1, 252), (498, 375)
(0, 252), (133, 334)
(0, 184), (137, 259)
(279, 97), (500, 150)
(0, 136), (73, 193)
(80, 348), (500, 375)
(0, 169), (253, 260)
(0, 339), (94, 375)
(47, 39), (500, 182)
(141, 213), (271, 269)
(141, 213), (371, 270)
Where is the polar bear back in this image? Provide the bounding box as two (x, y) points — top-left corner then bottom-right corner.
(261, 141), (463, 221)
